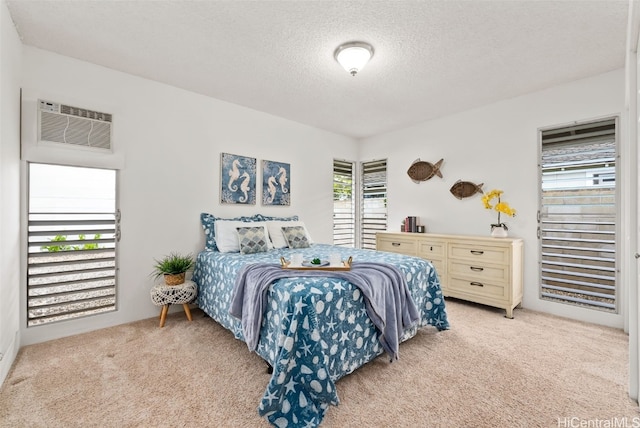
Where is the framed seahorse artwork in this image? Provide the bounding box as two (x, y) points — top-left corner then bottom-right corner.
(261, 160), (290, 206)
(220, 153), (256, 205)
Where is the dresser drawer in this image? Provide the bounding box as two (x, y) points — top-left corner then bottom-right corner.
(418, 240), (445, 258)
(448, 276), (507, 300)
(377, 237), (417, 255)
(449, 243), (510, 264)
(448, 261), (508, 284)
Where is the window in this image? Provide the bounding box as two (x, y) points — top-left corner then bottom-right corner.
(332, 158), (388, 250)
(360, 159), (387, 250)
(333, 159), (355, 247)
(538, 118), (617, 312)
(27, 163), (119, 326)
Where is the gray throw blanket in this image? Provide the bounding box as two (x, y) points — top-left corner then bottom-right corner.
(229, 262), (420, 360)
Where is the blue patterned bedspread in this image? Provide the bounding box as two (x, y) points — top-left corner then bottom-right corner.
(193, 243), (449, 427)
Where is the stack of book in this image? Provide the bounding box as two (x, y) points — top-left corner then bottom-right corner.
(404, 216), (418, 233)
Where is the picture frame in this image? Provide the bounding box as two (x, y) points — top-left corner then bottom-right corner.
(261, 159), (290, 206)
(220, 153), (256, 205)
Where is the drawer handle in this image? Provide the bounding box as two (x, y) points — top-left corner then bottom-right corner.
(392, 242), (401, 247)
(470, 266), (484, 272)
(470, 281), (484, 287)
(470, 250), (484, 255)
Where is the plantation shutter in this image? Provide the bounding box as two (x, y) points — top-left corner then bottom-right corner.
(333, 159), (355, 247)
(360, 159), (387, 250)
(539, 118), (617, 312)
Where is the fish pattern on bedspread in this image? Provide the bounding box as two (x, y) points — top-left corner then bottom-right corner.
(193, 244), (449, 427)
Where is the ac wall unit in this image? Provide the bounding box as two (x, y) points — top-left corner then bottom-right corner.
(38, 99), (113, 151)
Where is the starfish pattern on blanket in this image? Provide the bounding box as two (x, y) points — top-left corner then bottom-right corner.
(193, 243), (449, 428)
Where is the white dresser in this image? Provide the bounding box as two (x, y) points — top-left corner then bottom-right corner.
(376, 231), (523, 318)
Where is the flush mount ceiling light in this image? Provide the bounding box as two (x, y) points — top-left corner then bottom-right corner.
(334, 42), (374, 76)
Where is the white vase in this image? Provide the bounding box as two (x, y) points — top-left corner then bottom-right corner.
(490, 225), (508, 238)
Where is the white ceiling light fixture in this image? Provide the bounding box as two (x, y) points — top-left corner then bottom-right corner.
(334, 42), (374, 76)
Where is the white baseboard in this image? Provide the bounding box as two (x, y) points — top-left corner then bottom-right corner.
(0, 330), (20, 387)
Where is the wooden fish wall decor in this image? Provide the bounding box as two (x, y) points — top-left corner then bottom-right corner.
(450, 180), (484, 199)
(407, 158), (444, 183)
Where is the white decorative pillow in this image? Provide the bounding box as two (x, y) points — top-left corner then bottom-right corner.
(236, 226), (270, 254)
(266, 220), (313, 249)
(282, 225), (311, 249)
(215, 220), (272, 253)
(200, 212), (254, 251)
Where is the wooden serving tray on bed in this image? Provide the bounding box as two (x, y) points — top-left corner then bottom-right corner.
(280, 256), (353, 271)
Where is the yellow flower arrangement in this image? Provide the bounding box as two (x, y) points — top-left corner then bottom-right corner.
(482, 189), (516, 230)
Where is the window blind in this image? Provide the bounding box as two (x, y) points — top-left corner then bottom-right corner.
(27, 212), (119, 326)
(360, 159), (387, 250)
(333, 159), (355, 247)
(27, 163), (119, 326)
(539, 118), (617, 312)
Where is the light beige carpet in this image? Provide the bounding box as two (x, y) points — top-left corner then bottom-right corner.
(1, 299), (638, 428)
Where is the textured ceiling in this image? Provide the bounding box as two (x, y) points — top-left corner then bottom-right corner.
(6, 0), (629, 139)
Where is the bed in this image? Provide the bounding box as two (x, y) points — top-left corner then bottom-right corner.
(193, 213), (449, 427)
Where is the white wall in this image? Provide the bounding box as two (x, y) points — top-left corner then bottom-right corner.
(0, 0), (23, 384)
(626, 0), (640, 402)
(359, 69), (626, 328)
(19, 46), (358, 345)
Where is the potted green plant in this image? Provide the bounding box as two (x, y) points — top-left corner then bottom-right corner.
(152, 252), (195, 286)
